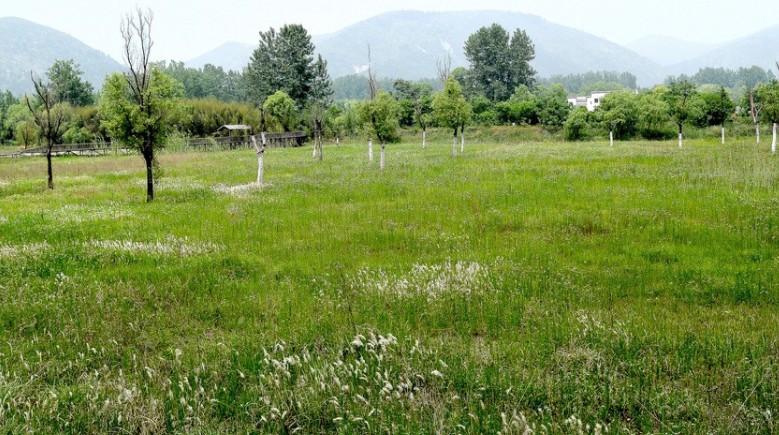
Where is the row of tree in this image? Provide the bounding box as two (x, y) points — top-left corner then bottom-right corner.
(564, 79), (779, 150)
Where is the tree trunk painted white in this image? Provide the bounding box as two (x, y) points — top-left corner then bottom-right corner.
(756, 124), (761, 144)
(422, 129), (426, 149)
(773, 123), (777, 154)
(678, 133), (683, 149)
(609, 130), (614, 147)
(368, 139), (373, 161)
(460, 132), (465, 153)
(380, 143), (385, 170)
(721, 126), (726, 145)
(251, 134), (267, 185)
(313, 143), (318, 157)
(336, 137), (340, 146)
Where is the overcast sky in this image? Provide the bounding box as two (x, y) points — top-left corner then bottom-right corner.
(3, 0), (779, 62)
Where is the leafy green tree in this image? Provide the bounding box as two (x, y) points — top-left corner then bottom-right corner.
(0, 90), (19, 144)
(700, 86), (734, 143)
(357, 91), (399, 170)
(470, 95), (498, 126)
(245, 24), (327, 108)
(599, 90), (639, 144)
(464, 24), (536, 102)
(664, 79), (703, 148)
(4, 102), (37, 147)
(433, 79), (472, 155)
(757, 81), (779, 153)
(564, 107), (591, 141)
(263, 91), (297, 132)
(100, 8), (184, 202)
(637, 88), (671, 139)
(46, 59), (94, 107)
(535, 84), (570, 127)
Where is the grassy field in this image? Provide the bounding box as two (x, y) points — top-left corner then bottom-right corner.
(0, 135), (778, 433)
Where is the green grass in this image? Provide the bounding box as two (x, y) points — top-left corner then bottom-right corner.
(0, 136), (778, 433)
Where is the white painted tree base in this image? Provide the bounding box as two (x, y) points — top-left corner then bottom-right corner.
(369, 139), (374, 161)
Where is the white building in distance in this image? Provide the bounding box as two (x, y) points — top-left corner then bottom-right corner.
(568, 91), (611, 112)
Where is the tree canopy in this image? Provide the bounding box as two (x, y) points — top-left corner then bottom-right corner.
(245, 24), (331, 109)
(46, 59), (95, 107)
(464, 23), (536, 102)
(432, 79), (471, 134)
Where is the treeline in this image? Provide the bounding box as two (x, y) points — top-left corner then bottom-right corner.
(563, 79), (779, 143)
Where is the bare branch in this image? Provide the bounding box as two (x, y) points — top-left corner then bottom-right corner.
(121, 7), (154, 106)
(436, 53), (452, 84)
(367, 45), (378, 100)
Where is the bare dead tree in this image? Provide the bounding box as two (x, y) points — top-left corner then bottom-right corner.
(121, 8), (157, 201)
(26, 73), (68, 189)
(122, 8), (153, 108)
(367, 45), (378, 101)
(436, 53), (452, 84)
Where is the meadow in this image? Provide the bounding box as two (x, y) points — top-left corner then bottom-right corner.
(0, 133), (778, 433)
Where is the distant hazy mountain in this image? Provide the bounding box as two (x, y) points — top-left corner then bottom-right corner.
(627, 34), (717, 67)
(669, 25), (779, 75)
(185, 10), (663, 87)
(186, 41), (254, 72)
(0, 17), (123, 95)
(311, 11), (663, 87)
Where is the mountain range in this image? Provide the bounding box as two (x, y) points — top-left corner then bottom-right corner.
(0, 17), (122, 95)
(2, 11), (779, 95)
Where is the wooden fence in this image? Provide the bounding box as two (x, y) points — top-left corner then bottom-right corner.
(0, 132), (308, 158)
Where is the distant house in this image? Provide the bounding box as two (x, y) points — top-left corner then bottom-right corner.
(568, 91), (611, 112)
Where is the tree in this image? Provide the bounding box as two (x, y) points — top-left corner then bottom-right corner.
(414, 91), (434, 149)
(637, 89), (670, 138)
(245, 24), (322, 108)
(464, 24), (536, 102)
(308, 54), (333, 161)
(263, 91), (297, 132)
(26, 74), (70, 189)
(46, 59), (95, 107)
(535, 84), (570, 127)
(665, 79), (702, 148)
(433, 79), (472, 156)
(757, 81), (779, 153)
(599, 90), (639, 145)
(357, 91), (399, 170)
(99, 8), (184, 202)
(0, 90), (20, 144)
(700, 86), (734, 144)
(564, 107), (590, 141)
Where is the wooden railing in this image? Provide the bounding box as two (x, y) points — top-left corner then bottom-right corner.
(0, 132), (308, 158)
(188, 132), (307, 150)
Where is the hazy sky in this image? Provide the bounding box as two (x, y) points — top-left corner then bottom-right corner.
(3, 0), (779, 62)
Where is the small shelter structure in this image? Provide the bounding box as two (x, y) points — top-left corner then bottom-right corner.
(216, 125), (254, 149)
